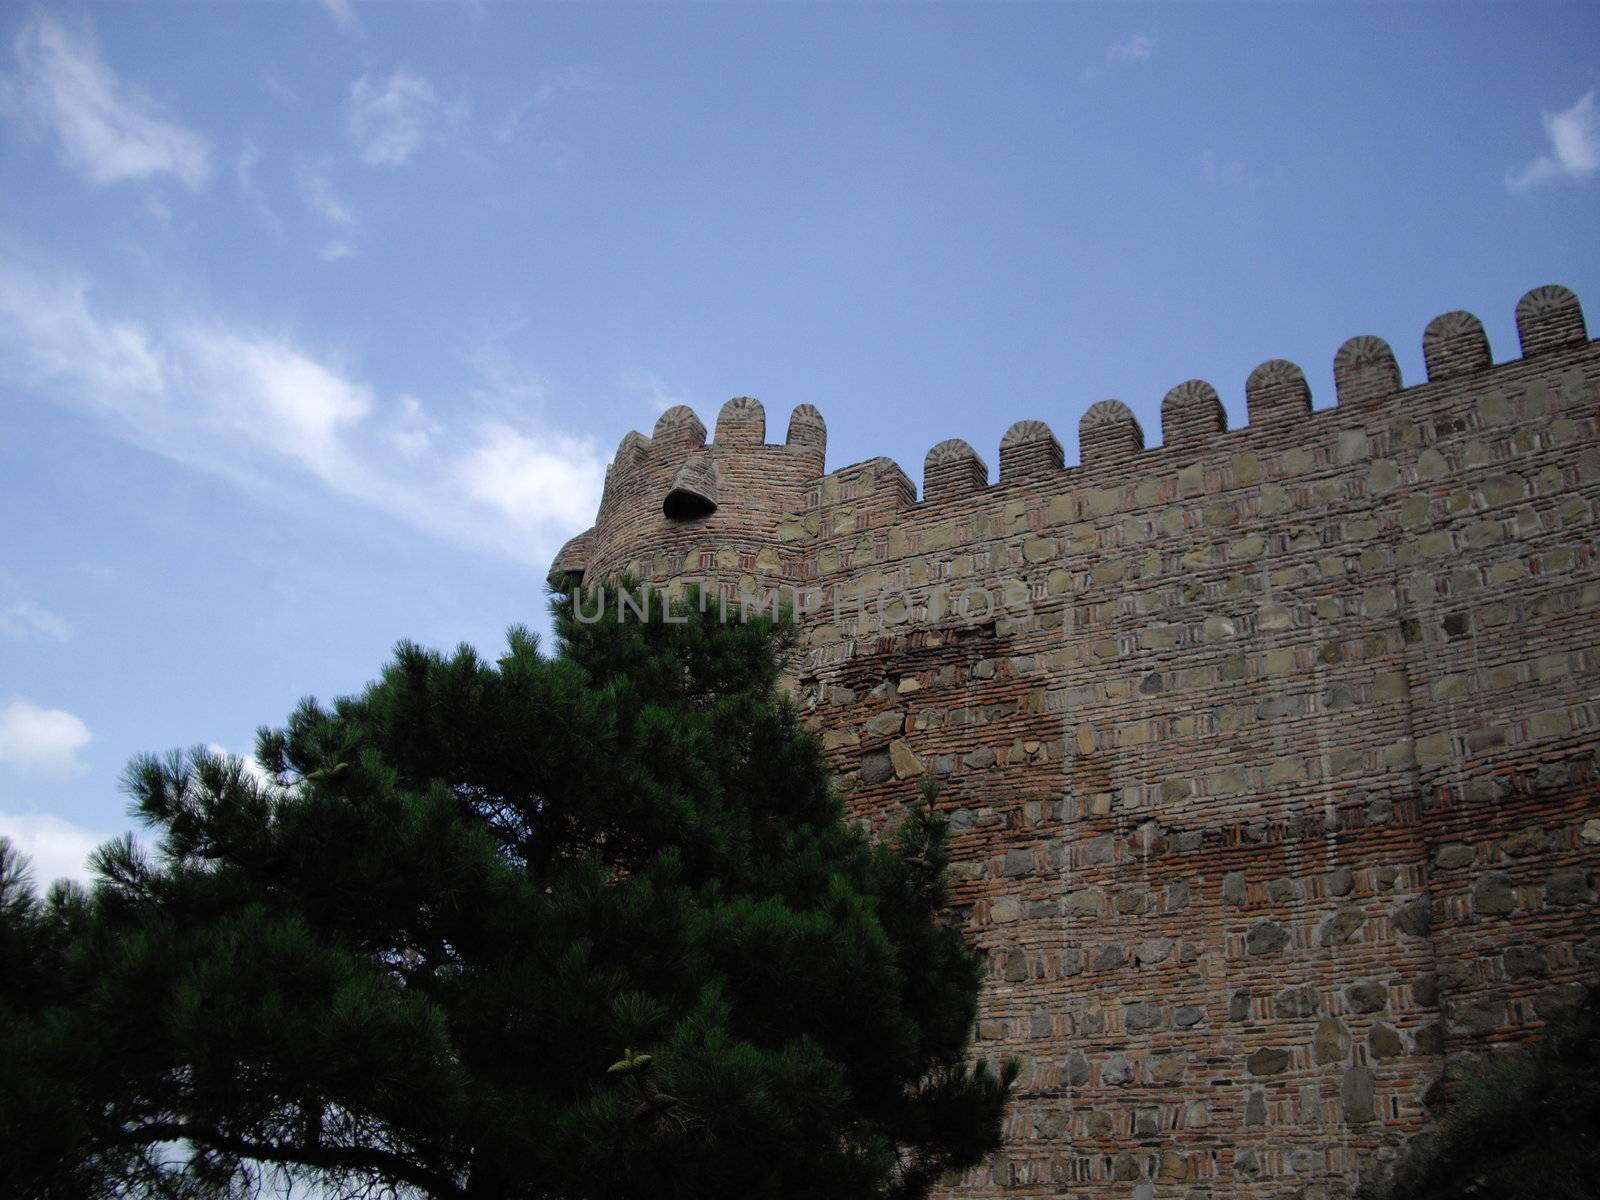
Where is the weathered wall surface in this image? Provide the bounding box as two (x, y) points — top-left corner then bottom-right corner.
(553, 284), (1600, 1199)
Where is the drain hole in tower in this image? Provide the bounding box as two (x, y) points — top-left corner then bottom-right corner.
(663, 488), (717, 520)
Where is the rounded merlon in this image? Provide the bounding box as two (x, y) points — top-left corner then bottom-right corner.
(652, 404), (708, 447)
(1515, 284), (1586, 356)
(1333, 335), (1402, 406)
(998, 420), (1064, 480)
(785, 403), (827, 451)
(1245, 359), (1311, 425)
(1079, 399), (1143, 464)
(923, 438), (989, 501)
(714, 396), (766, 447)
(1422, 310), (1492, 380)
(1160, 379), (1226, 445)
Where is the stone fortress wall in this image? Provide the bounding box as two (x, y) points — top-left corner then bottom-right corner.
(551, 284), (1600, 1199)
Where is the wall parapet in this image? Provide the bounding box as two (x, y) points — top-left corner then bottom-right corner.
(562, 285), (1591, 585)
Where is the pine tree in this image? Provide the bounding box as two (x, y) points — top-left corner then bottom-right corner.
(1357, 988), (1600, 1200)
(1, 585), (1014, 1200)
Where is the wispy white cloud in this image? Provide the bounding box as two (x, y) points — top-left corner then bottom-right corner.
(235, 136), (260, 193)
(1507, 90), (1600, 192)
(0, 809), (107, 886)
(296, 159), (357, 227)
(464, 343), (547, 412)
(494, 102), (535, 146)
(1106, 33), (1155, 65)
(262, 69), (298, 105)
(143, 192), (172, 226)
(0, 11), (209, 188)
(619, 368), (686, 415)
(349, 69), (452, 167)
(0, 598), (71, 642)
(205, 743), (280, 790)
(0, 699), (92, 777)
(385, 394), (441, 458)
(0, 264), (167, 399)
(493, 68), (597, 144)
(295, 159), (359, 258)
(76, 562), (120, 586)
(0, 255), (606, 565)
(458, 421), (608, 530)
(173, 323), (375, 477)
(315, 0), (360, 32)
(1081, 32), (1156, 82)
(235, 136), (285, 239)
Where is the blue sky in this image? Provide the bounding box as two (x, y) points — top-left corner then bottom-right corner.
(1, 1), (1597, 883)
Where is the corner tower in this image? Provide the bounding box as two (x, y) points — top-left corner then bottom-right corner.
(553, 397), (827, 599)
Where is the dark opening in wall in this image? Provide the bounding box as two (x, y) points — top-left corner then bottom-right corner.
(663, 488), (717, 520)
(663, 456), (720, 520)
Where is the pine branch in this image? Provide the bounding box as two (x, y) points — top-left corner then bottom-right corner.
(111, 1122), (465, 1200)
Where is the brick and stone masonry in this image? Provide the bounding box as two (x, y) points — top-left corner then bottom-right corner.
(550, 284), (1600, 1199)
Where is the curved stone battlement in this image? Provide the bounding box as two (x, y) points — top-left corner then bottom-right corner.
(564, 286), (1592, 587)
(564, 401), (838, 584)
